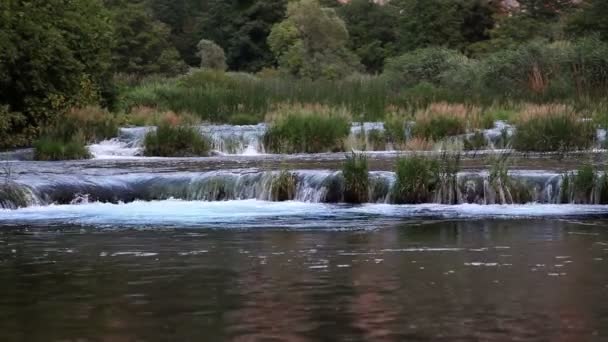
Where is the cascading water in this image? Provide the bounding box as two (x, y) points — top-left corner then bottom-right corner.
(0, 169), (595, 210)
(88, 121), (521, 158)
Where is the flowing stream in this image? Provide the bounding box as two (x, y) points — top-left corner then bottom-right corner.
(2, 122), (608, 340)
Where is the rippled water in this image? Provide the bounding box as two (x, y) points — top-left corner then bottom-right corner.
(1, 220), (608, 341)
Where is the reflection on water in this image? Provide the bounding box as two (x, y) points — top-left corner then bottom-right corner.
(0, 220), (607, 341)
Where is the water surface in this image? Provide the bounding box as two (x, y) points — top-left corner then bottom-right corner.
(1, 219), (607, 341)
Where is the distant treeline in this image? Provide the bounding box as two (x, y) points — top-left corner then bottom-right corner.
(1, 0), (607, 148)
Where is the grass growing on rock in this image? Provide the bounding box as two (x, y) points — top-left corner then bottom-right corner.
(263, 105), (350, 153)
(270, 170), (298, 202)
(512, 104), (595, 152)
(342, 153), (369, 204)
(143, 124), (211, 157)
(393, 156), (439, 204)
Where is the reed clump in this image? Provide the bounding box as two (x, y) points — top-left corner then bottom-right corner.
(271, 170), (298, 202)
(263, 105), (350, 153)
(393, 156), (439, 204)
(143, 124), (211, 157)
(342, 153), (369, 204)
(512, 104), (595, 152)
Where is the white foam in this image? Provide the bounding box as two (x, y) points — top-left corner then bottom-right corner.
(2, 200), (608, 228)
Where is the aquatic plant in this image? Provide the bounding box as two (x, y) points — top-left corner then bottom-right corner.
(66, 106), (119, 142)
(393, 156), (439, 204)
(412, 103), (468, 141)
(33, 133), (90, 161)
(143, 124), (211, 157)
(263, 108), (350, 154)
(487, 153), (514, 204)
(271, 170), (298, 202)
(435, 152), (461, 204)
(342, 153), (369, 204)
(512, 104), (595, 152)
(384, 115), (408, 146)
(573, 163), (596, 203)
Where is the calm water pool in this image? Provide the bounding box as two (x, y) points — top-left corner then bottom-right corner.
(1, 219), (607, 341)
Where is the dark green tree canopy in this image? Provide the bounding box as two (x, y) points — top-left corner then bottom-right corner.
(0, 0), (114, 145)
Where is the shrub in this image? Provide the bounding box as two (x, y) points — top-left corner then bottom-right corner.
(393, 156), (439, 204)
(34, 133), (90, 161)
(197, 39), (227, 71)
(412, 104), (468, 140)
(65, 106), (119, 142)
(143, 124), (211, 157)
(263, 107), (350, 153)
(342, 153), (369, 203)
(271, 170), (298, 201)
(512, 105), (595, 152)
(383, 47), (470, 88)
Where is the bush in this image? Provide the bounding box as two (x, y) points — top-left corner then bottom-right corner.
(342, 153), (369, 203)
(512, 105), (595, 152)
(263, 107), (350, 153)
(65, 106), (119, 142)
(393, 156), (439, 204)
(143, 124), (211, 157)
(412, 104), (468, 140)
(383, 47), (470, 88)
(34, 134), (90, 161)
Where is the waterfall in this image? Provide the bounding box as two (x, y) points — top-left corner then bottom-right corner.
(2, 169), (600, 210)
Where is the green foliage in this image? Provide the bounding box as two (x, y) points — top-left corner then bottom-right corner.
(143, 124), (211, 157)
(572, 163), (596, 203)
(0, 0), (114, 146)
(197, 39), (227, 71)
(34, 135), (90, 161)
(263, 112), (350, 154)
(390, 0), (494, 53)
(107, 0), (187, 76)
(567, 0), (608, 41)
(271, 170), (298, 201)
(512, 112), (595, 152)
(413, 114), (467, 141)
(268, 0), (362, 79)
(393, 156), (439, 204)
(342, 153), (369, 203)
(338, 0), (398, 73)
(383, 48), (470, 88)
(464, 131), (487, 151)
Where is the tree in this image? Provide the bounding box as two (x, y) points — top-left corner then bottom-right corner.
(339, 0), (398, 73)
(150, 0), (287, 72)
(567, 0), (608, 41)
(268, 0), (361, 79)
(105, 0), (186, 76)
(0, 0), (114, 147)
(390, 0), (495, 54)
(197, 39), (227, 70)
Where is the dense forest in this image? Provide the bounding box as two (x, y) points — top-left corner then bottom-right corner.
(1, 0), (608, 152)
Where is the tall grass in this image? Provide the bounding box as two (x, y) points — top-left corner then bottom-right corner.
(512, 104), (595, 152)
(143, 124), (211, 157)
(263, 106), (351, 153)
(392, 156), (439, 204)
(271, 170), (298, 202)
(342, 153), (369, 204)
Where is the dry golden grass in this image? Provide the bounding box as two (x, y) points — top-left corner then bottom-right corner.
(515, 104), (575, 123)
(124, 106), (200, 126)
(414, 102), (484, 130)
